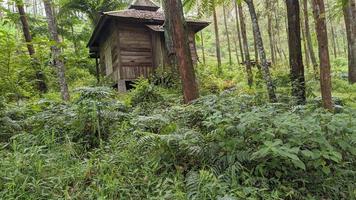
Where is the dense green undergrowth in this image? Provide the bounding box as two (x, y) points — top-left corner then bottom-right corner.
(1, 78), (356, 199)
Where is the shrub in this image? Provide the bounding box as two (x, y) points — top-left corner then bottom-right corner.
(129, 78), (163, 106)
(1, 87), (356, 199)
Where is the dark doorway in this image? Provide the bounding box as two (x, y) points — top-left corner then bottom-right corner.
(125, 81), (135, 90)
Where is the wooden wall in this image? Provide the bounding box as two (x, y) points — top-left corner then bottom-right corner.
(99, 21), (120, 82)
(118, 24), (154, 80)
(98, 21), (200, 92)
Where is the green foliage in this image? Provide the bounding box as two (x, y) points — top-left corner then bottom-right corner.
(1, 0), (356, 199)
(60, 0), (129, 24)
(0, 99), (23, 143)
(129, 78), (164, 107)
(2, 87), (355, 199)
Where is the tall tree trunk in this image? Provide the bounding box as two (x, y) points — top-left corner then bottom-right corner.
(234, 0), (244, 63)
(326, 0), (337, 58)
(286, 0), (306, 104)
(303, 0), (319, 78)
(223, 5), (232, 66)
(232, 33), (240, 64)
(245, 0), (277, 102)
(213, 6), (222, 74)
(274, 3), (286, 61)
(312, 0), (333, 110)
(343, 31), (348, 55)
(238, 3), (253, 87)
(301, 18), (310, 69)
(343, 0), (356, 84)
(266, 1), (276, 65)
(17, 2), (47, 93)
(253, 29), (259, 64)
(330, 24), (337, 58)
(70, 23), (78, 55)
(43, 0), (70, 101)
(200, 31), (206, 65)
(163, 0), (199, 103)
(163, 7), (178, 72)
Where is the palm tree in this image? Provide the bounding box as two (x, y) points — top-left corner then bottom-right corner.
(61, 0), (129, 25)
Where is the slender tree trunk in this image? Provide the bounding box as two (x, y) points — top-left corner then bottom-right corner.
(234, 0), (244, 63)
(343, 31), (348, 55)
(253, 29), (259, 64)
(274, 4), (286, 61)
(200, 31), (206, 65)
(17, 2), (47, 93)
(70, 23), (78, 55)
(266, 1), (276, 65)
(223, 5), (233, 66)
(335, 26), (341, 54)
(301, 19), (310, 69)
(163, 0), (199, 103)
(238, 3), (253, 87)
(286, 0), (306, 104)
(43, 0), (70, 101)
(303, 0), (319, 78)
(330, 24), (337, 58)
(312, 0), (333, 110)
(232, 33), (240, 64)
(245, 0), (277, 102)
(343, 0), (356, 84)
(326, 0), (337, 58)
(213, 6), (222, 74)
(276, 11), (288, 62)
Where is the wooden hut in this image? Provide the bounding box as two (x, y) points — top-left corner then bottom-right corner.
(87, 0), (209, 92)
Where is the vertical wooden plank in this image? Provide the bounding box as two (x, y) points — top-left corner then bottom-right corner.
(116, 22), (122, 80)
(118, 79), (126, 92)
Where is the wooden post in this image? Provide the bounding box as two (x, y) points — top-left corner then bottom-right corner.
(95, 56), (100, 83)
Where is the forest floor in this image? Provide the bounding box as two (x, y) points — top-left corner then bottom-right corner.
(1, 60), (356, 199)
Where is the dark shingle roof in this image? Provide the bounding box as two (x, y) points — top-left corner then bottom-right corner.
(104, 9), (164, 21)
(87, 5), (210, 55)
(128, 0), (159, 11)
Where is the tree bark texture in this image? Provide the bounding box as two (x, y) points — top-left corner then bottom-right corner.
(213, 6), (222, 74)
(301, 18), (311, 69)
(326, 0), (337, 58)
(17, 2), (48, 93)
(303, 0), (319, 78)
(266, 1), (276, 65)
(238, 3), (253, 87)
(43, 0), (70, 101)
(286, 0), (306, 104)
(245, 0), (277, 102)
(163, 0), (199, 103)
(312, 0), (333, 110)
(234, 0), (244, 63)
(343, 0), (356, 84)
(223, 5), (232, 66)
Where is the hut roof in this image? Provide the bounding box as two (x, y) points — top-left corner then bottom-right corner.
(87, 0), (209, 57)
(128, 0), (159, 11)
